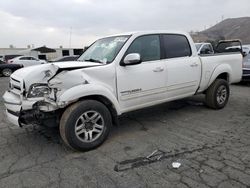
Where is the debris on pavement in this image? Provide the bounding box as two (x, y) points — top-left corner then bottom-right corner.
(114, 145), (215, 172)
(114, 149), (166, 172)
(172, 161), (181, 169)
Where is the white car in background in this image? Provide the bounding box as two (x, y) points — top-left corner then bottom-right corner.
(195, 43), (214, 55)
(0, 55), (4, 62)
(8, 56), (46, 67)
(243, 46), (250, 55)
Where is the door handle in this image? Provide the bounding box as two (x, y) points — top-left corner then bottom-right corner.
(153, 67), (164, 72)
(190, 63), (199, 67)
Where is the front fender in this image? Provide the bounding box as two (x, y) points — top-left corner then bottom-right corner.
(57, 84), (121, 115)
(208, 64), (232, 87)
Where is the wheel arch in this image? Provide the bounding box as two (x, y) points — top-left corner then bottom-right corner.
(208, 64), (232, 87)
(57, 84), (121, 125)
(77, 95), (119, 126)
(216, 72), (229, 82)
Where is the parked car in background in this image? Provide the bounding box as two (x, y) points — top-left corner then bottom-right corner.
(0, 63), (23, 77)
(49, 55), (79, 62)
(242, 46), (250, 56)
(242, 68), (250, 81)
(8, 56), (46, 67)
(4, 55), (22, 63)
(195, 43), (214, 55)
(242, 52), (250, 81)
(0, 55), (4, 62)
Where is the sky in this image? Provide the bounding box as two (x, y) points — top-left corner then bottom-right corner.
(0, 0), (249, 48)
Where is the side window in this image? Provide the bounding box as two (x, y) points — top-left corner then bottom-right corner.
(208, 45), (214, 52)
(200, 45), (209, 54)
(200, 45), (213, 54)
(126, 35), (160, 62)
(162, 34), (191, 58)
(20, 57), (29, 60)
(29, 57), (36, 60)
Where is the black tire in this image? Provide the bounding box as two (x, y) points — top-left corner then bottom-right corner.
(205, 79), (230, 109)
(2, 68), (12, 77)
(60, 100), (112, 151)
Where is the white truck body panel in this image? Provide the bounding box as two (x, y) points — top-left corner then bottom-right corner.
(198, 53), (242, 92)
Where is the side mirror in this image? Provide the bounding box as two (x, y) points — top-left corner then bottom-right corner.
(122, 53), (141, 66)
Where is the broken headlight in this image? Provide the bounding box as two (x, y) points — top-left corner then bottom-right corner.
(27, 84), (51, 98)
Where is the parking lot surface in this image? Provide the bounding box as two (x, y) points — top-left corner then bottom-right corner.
(0, 77), (250, 188)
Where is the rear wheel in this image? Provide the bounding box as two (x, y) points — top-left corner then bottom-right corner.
(2, 68), (12, 77)
(205, 79), (230, 109)
(60, 100), (112, 151)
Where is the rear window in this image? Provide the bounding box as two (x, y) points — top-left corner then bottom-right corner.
(162, 34), (192, 59)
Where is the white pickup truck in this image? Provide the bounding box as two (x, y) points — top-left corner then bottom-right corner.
(3, 31), (242, 151)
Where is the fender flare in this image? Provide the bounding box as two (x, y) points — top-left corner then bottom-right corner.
(58, 84), (121, 115)
(207, 64), (232, 87)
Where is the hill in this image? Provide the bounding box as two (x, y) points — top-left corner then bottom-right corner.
(192, 17), (250, 44)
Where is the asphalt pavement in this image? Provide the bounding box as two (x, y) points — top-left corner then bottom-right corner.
(0, 77), (250, 188)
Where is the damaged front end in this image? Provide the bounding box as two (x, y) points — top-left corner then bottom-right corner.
(3, 61), (97, 127)
(3, 64), (61, 127)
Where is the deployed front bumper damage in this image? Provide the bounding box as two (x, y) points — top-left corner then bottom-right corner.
(3, 62), (92, 127)
(3, 91), (22, 126)
(3, 90), (63, 127)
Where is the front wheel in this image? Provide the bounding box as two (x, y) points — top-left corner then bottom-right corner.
(59, 100), (112, 151)
(205, 79), (230, 109)
(2, 68), (12, 77)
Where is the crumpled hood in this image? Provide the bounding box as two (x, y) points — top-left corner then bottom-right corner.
(11, 61), (102, 89)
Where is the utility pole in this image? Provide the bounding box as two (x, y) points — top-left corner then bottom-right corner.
(69, 27), (72, 48)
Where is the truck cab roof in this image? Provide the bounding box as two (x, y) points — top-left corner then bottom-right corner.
(105, 30), (190, 38)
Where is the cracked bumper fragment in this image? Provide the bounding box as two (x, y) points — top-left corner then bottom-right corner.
(3, 89), (60, 127)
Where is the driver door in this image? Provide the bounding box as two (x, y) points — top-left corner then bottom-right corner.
(116, 35), (167, 112)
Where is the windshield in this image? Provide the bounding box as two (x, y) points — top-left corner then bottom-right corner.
(195, 44), (202, 51)
(78, 35), (130, 64)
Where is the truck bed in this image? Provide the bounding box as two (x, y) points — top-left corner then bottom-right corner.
(198, 52), (242, 92)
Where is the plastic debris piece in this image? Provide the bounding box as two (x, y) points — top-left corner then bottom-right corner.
(157, 155), (163, 161)
(172, 161), (181, 169)
(146, 150), (158, 159)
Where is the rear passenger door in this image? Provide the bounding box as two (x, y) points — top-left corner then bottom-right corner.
(161, 34), (201, 98)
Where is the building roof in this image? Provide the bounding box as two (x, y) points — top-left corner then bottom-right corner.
(32, 46), (56, 53)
